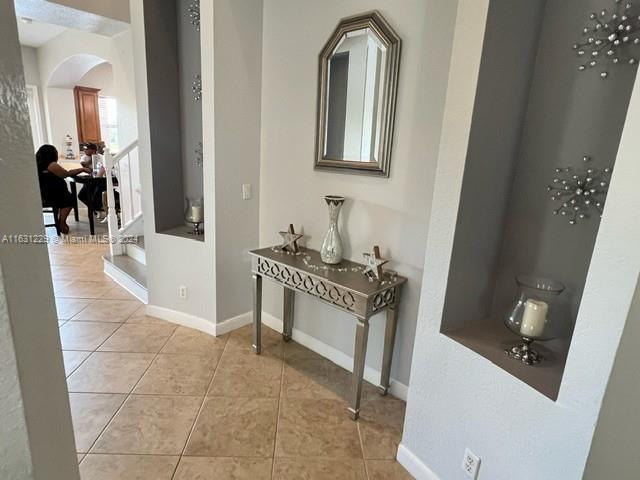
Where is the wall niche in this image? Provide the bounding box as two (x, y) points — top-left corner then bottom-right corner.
(143, 0), (204, 239)
(441, 0), (637, 399)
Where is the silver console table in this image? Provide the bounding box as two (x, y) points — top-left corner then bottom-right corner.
(249, 247), (406, 420)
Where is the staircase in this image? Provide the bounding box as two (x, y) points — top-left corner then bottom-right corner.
(102, 141), (148, 303)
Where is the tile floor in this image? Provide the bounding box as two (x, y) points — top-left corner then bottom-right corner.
(50, 223), (412, 479)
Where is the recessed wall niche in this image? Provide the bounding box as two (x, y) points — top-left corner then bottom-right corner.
(440, 0), (637, 399)
(143, 0), (204, 239)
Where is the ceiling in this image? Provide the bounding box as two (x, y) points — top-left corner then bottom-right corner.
(17, 18), (67, 47)
(14, 0), (129, 42)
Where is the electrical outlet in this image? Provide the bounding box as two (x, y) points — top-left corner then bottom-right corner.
(242, 183), (252, 200)
(462, 448), (480, 479)
(179, 285), (188, 299)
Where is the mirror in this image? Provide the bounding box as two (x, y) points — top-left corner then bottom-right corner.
(315, 11), (401, 177)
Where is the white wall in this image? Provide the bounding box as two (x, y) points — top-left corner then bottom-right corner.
(584, 275), (640, 479)
(0, 6), (79, 478)
(259, 0), (459, 388)
(45, 87), (78, 154)
(20, 46), (49, 146)
(399, 1), (640, 479)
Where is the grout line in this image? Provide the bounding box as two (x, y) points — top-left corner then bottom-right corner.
(82, 321), (176, 456)
(271, 346), (286, 479)
(170, 333), (231, 480)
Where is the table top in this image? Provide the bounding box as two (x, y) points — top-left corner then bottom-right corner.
(250, 246), (406, 297)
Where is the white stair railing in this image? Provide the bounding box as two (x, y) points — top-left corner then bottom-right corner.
(104, 140), (140, 257)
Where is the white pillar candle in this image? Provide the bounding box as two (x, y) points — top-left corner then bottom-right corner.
(191, 206), (204, 223)
(520, 299), (548, 337)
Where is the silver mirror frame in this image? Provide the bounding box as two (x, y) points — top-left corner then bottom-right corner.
(314, 11), (401, 177)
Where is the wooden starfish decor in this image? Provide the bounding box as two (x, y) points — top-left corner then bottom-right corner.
(279, 224), (304, 253)
(362, 245), (389, 281)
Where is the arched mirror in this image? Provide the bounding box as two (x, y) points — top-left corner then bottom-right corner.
(315, 11), (401, 177)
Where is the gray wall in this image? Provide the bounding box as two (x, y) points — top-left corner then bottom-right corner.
(214, 0), (263, 322)
(143, 0), (186, 232)
(442, 0), (546, 332)
(259, 0), (459, 387)
(177, 0), (204, 202)
(0, 4), (79, 478)
(490, 0), (638, 331)
(584, 275), (640, 480)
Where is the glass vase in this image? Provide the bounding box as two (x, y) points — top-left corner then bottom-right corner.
(504, 275), (566, 365)
(320, 195), (345, 264)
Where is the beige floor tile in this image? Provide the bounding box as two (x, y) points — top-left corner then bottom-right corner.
(226, 324), (284, 356)
(365, 460), (413, 480)
(59, 321), (120, 350)
(62, 350), (91, 376)
(282, 353), (351, 401)
(97, 324), (176, 353)
(275, 398), (362, 458)
(53, 280), (75, 294)
(56, 280), (114, 299)
(49, 253), (90, 266)
(174, 457), (272, 480)
(59, 320), (67, 327)
(55, 297), (91, 320)
(273, 457), (367, 480)
(79, 454), (179, 480)
(50, 265), (76, 280)
(72, 299), (140, 322)
(134, 353), (220, 395)
(209, 349), (283, 398)
(67, 352), (155, 393)
(161, 326), (228, 356)
(358, 397), (406, 460)
(77, 453), (85, 463)
(101, 285), (139, 300)
(127, 306), (175, 326)
(92, 395), (201, 455)
(69, 393), (126, 453)
(185, 396), (278, 457)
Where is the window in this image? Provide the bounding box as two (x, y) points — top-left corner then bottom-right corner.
(98, 96), (119, 152)
(26, 85), (44, 151)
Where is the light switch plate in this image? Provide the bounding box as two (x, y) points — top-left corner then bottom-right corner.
(242, 183), (252, 200)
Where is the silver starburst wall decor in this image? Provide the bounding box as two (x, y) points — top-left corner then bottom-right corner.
(188, 0), (200, 32)
(547, 156), (612, 225)
(574, 0), (640, 79)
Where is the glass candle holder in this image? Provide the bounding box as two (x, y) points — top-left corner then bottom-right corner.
(185, 197), (204, 235)
(504, 275), (565, 365)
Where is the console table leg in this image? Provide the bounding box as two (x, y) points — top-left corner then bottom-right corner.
(252, 274), (262, 354)
(349, 319), (369, 420)
(379, 304), (398, 396)
(283, 287), (295, 342)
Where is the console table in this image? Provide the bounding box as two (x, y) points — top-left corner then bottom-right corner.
(249, 247), (406, 420)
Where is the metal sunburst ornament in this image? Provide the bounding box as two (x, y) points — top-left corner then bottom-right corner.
(188, 0), (200, 32)
(574, 1), (640, 79)
(547, 156), (612, 225)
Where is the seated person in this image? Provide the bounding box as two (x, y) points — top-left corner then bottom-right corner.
(36, 144), (90, 234)
(78, 143), (106, 214)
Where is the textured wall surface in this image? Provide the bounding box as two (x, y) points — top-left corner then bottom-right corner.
(0, 4), (79, 479)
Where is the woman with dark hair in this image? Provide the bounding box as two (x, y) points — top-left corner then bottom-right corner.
(36, 144), (90, 234)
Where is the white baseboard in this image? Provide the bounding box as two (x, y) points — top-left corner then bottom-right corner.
(397, 444), (440, 480)
(261, 312), (408, 400)
(145, 304), (216, 336)
(104, 259), (148, 303)
(215, 310), (252, 336)
(125, 243), (146, 265)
